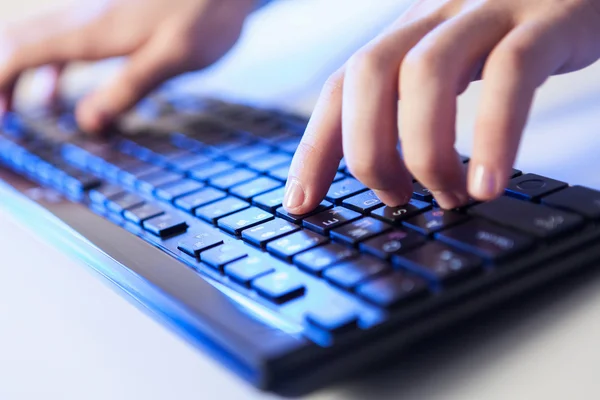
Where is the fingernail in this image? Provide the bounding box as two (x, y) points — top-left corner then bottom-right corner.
(284, 178), (305, 211)
(433, 191), (462, 210)
(470, 164), (499, 199)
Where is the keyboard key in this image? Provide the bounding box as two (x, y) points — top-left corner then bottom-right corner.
(432, 197), (479, 210)
(342, 190), (383, 213)
(266, 230), (329, 261)
(252, 187), (286, 212)
(229, 177), (282, 201)
(123, 203), (165, 225)
(323, 256), (390, 290)
(62, 170), (101, 194)
(189, 160), (237, 181)
(137, 170), (183, 194)
(89, 184), (124, 205)
(330, 217), (392, 246)
(155, 179), (204, 202)
(245, 152), (291, 173)
(174, 187), (227, 213)
(142, 213), (188, 238)
(176, 230), (224, 257)
(241, 219), (300, 247)
(305, 303), (359, 333)
(541, 186), (600, 219)
(394, 242), (482, 285)
(356, 272), (429, 308)
(470, 196), (584, 239)
(209, 168), (258, 191)
(166, 153), (212, 172)
(293, 243), (358, 275)
(403, 208), (468, 235)
(252, 271), (306, 304)
(276, 201), (333, 224)
(268, 165), (290, 182)
(505, 173), (568, 201)
(227, 143), (272, 163)
(275, 136), (301, 154)
(195, 197), (251, 224)
(119, 163), (162, 188)
(370, 199), (432, 224)
(325, 178), (367, 203)
(217, 207), (274, 236)
(201, 244), (248, 270)
(511, 168), (522, 178)
(359, 229), (426, 259)
(224, 256), (275, 287)
(106, 193), (145, 214)
(412, 182), (433, 202)
(436, 219), (534, 261)
(303, 207), (361, 235)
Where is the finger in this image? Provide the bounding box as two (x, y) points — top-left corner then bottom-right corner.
(399, 6), (513, 209)
(468, 21), (570, 200)
(47, 63), (66, 109)
(342, 16), (443, 206)
(75, 32), (188, 133)
(0, 72), (20, 115)
(283, 68), (345, 214)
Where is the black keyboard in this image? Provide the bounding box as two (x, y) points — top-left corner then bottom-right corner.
(1, 96), (600, 394)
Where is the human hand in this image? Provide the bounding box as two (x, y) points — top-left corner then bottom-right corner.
(285, 0), (600, 212)
(0, 0), (255, 132)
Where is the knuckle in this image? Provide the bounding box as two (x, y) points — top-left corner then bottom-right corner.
(346, 46), (392, 76)
(402, 43), (448, 79)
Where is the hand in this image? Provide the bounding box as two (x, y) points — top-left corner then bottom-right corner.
(0, 0), (255, 132)
(285, 0), (600, 212)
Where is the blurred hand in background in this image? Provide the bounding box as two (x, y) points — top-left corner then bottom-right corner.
(0, 0), (255, 132)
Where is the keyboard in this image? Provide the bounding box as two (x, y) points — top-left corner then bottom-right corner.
(1, 96), (600, 394)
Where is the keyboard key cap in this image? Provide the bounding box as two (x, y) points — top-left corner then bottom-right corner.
(293, 243), (358, 275)
(229, 177), (282, 201)
(119, 163), (162, 188)
(155, 179), (204, 202)
(209, 168), (258, 191)
(224, 256), (275, 287)
(412, 182), (433, 202)
(89, 184), (124, 205)
(142, 213), (188, 238)
(252, 187), (286, 212)
(403, 208), (468, 235)
(195, 197), (251, 224)
(189, 160), (237, 181)
(266, 230), (329, 261)
(106, 193), (145, 214)
(241, 219), (300, 247)
(436, 219), (533, 261)
(123, 203), (165, 225)
(356, 272), (429, 308)
(176, 230), (224, 257)
(511, 168), (522, 178)
(245, 152), (291, 173)
(505, 173), (568, 201)
(217, 207), (274, 236)
(166, 153), (212, 172)
(303, 206), (361, 235)
(470, 196), (584, 239)
(174, 187), (227, 213)
(137, 170), (183, 194)
(394, 242), (482, 285)
(323, 256), (391, 290)
(325, 178), (367, 203)
(541, 186), (600, 219)
(276, 201), (333, 224)
(305, 303), (359, 333)
(268, 165), (290, 182)
(275, 136), (302, 154)
(359, 229), (426, 259)
(342, 190), (383, 213)
(252, 271), (305, 304)
(370, 199), (432, 224)
(330, 217), (392, 246)
(201, 244), (248, 270)
(227, 143), (272, 163)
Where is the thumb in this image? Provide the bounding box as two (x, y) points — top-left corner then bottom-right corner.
(76, 33), (187, 133)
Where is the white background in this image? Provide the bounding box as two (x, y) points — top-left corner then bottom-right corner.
(2, 1), (600, 399)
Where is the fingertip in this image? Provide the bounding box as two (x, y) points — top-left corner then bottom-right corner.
(283, 178), (307, 213)
(467, 162), (504, 201)
(372, 189), (411, 208)
(75, 96), (113, 134)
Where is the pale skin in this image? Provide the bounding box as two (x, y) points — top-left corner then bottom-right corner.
(1, 0), (600, 211)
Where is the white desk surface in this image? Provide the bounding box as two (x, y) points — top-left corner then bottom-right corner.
(2, 1), (600, 399)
